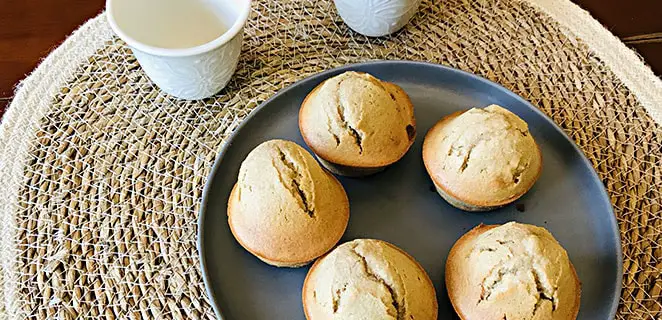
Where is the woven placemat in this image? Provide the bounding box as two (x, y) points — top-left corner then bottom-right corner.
(1, 0), (660, 318)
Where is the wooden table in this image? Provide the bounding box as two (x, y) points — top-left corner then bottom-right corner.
(1, 0), (661, 115)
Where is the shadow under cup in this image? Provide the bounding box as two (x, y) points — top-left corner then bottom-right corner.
(106, 0), (252, 100)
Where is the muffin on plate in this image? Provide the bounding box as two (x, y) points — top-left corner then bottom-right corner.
(422, 105), (542, 211)
(303, 239), (437, 319)
(446, 222), (580, 320)
(299, 71), (416, 177)
(227, 139), (349, 267)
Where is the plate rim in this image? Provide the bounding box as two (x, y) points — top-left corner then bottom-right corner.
(197, 60), (623, 319)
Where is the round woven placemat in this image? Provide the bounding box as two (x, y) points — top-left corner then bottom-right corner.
(1, 0), (660, 319)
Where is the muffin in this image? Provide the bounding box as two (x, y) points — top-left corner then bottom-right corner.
(227, 139), (349, 267)
(303, 239), (438, 319)
(445, 222), (580, 320)
(299, 71), (416, 177)
(422, 105), (542, 211)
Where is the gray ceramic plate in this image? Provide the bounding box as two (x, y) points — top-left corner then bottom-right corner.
(198, 61), (622, 319)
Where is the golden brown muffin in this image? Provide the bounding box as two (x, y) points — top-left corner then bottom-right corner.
(422, 105), (542, 211)
(446, 222), (581, 320)
(303, 239), (438, 320)
(299, 71), (416, 177)
(227, 139), (349, 267)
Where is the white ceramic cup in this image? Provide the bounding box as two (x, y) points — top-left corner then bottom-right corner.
(106, 0), (251, 100)
(334, 0), (421, 37)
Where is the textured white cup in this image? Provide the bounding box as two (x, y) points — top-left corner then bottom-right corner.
(334, 0), (421, 37)
(106, 0), (251, 100)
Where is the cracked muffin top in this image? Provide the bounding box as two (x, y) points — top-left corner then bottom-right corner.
(303, 239), (437, 320)
(228, 139), (349, 267)
(299, 71), (416, 168)
(446, 222), (580, 320)
(423, 105), (542, 208)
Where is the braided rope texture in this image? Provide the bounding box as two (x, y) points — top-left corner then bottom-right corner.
(3, 0), (660, 318)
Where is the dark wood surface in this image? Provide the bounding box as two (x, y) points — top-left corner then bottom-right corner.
(1, 0), (661, 115)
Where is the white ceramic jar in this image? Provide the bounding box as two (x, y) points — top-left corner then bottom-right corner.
(106, 0), (251, 100)
(334, 0), (422, 37)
